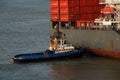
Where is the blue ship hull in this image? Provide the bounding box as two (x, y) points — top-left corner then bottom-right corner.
(13, 48), (84, 62)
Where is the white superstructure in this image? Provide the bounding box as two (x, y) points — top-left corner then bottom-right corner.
(95, 0), (120, 30)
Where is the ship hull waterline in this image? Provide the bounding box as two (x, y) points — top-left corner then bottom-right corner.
(87, 48), (120, 59)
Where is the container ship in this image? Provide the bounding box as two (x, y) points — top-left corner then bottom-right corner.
(49, 0), (120, 59)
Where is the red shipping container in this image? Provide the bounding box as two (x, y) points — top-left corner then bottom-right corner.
(85, 14), (90, 20)
(80, 7), (88, 14)
(60, 15), (75, 22)
(80, 14), (93, 20)
(86, 14), (92, 20)
(95, 0), (100, 5)
(87, 0), (98, 6)
(93, 14), (98, 20)
(51, 14), (60, 21)
(80, 7), (84, 14)
(91, 0), (100, 6)
(60, 7), (80, 15)
(86, 7), (92, 13)
(91, 14), (100, 20)
(60, 0), (80, 8)
(74, 0), (80, 6)
(94, 14), (98, 20)
(74, 15), (80, 20)
(60, 0), (72, 7)
(80, 5), (103, 14)
(85, 0), (92, 6)
(76, 20), (94, 28)
(51, 7), (59, 15)
(93, 6), (97, 13)
(94, 5), (103, 13)
(50, 0), (59, 7)
(74, 7), (80, 14)
(76, 20), (81, 28)
(100, 5), (104, 11)
(91, 14), (95, 20)
(60, 7), (74, 15)
(80, 14), (86, 20)
(90, 6), (99, 13)
(50, 0), (80, 7)
(80, 0), (86, 7)
(76, 20), (86, 28)
(76, 20), (80, 28)
(80, 0), (100, 7)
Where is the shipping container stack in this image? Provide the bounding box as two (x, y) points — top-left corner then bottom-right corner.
(59, 0), (80, 22)
(76, 0), (104, 28)
(50, 0), (104, 28)
(50, 0), (59, 22)
(50, 0), (80, 22)
(79, 0), (102, 20)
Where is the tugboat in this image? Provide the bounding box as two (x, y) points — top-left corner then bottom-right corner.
(13, 40), (84, 62)
(12, 35), (84, 62)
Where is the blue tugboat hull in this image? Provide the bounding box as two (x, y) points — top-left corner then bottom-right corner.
(13, 48), (84, 62)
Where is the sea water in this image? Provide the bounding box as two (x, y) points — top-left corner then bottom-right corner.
(0, 0), (120, 80)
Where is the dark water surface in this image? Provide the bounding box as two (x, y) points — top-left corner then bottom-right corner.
(0, 0), (120, 80)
